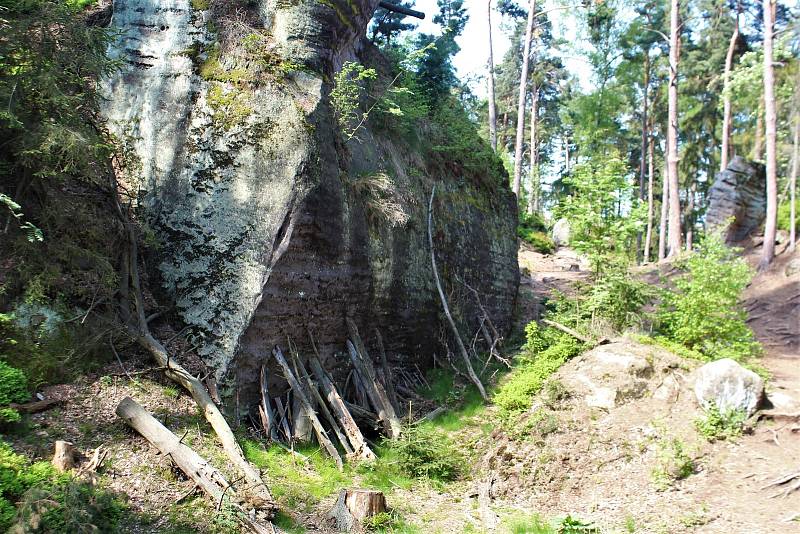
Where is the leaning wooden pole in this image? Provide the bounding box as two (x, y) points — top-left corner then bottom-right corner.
(427, 186), (487, 400)
(273, 346), (343, 470)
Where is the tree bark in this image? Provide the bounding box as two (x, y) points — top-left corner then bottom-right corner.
(512, 0), (536, 197)
(790, 105), (799, 252)
(720, 14), (739, 172)
(759, 0), (777, 270)
(637, 50), (650, 262)
(487, 0), (497, 152)
(752, 96), (765, 160)
(527, 84), (539, 215)
(666, 0), (682, 258)
(659, 139), (669, 261)
(644, 130), (655, 262)
(428, 186), (488, 400)
(52, 441), (76, 472)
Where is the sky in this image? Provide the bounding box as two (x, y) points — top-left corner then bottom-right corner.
(406, 0), (592, 97)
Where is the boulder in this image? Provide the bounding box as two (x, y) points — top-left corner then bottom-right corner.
(694, 358), (764, 417)
(706, 156), (766, 243)
(552, 218), (571, 247)
(786, 257), (800, 278)
(559, 340), (682, 410)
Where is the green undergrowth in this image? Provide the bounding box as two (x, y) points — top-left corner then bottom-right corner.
(694, 402), (746, 442)
(505, 513), (599, 533)
(0, 439), (125, 532)
(494, 321), (582, 414)
(518, 213), (555, 254)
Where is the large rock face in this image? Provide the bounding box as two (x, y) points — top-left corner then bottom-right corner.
(706, 156), (766, 242)
(102, 0), (519, 412)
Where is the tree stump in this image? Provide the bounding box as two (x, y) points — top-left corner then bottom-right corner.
(52, 440), (76, 472)
(327, 489), (387, 532)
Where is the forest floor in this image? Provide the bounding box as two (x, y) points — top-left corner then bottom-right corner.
(4, 240), (799, 533)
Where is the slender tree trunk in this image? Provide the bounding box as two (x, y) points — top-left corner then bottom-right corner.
(637, 51), (650, 262)
(527, 85), (539, 214)
(752, 96), (765, 160)
(659, 140), (669, 261)
(487, 0), (497, 152)
(790, 96), (799, 252)
(666, 0), (682, 257)
(759, 0), (777, 270)
(644, 131), (655, 262)
(512, 0), (536, 197)
(685, 182), (695, 251)
(565, 137), (570, 172)
(720, 14), (739, 172)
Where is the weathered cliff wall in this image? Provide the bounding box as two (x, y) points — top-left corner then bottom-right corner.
(706, 156), (766, 243)
(102, 0), (518, 412)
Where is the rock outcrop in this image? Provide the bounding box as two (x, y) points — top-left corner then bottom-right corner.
(706, 156), (766, 243)
(551, 218), (570, 247)
(102, 0), (518, 412)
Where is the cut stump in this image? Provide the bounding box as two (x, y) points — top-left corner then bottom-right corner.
(328, 489), (387, 532)
(52, 440), (76, 472)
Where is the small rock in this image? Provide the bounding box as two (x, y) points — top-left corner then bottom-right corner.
(785, 257), (800, 278)
(694, 358), (765, 417)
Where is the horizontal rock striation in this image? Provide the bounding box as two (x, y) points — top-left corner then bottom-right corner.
(103, 0), (518, 414)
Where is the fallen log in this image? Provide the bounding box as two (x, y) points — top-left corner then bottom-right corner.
(327, 489), (387, 532)
(259, 365), (280, 443)
(346, 338), (401, 439)
(115, 397), (275, 533)
(427, 186), (487, 400)
(541, 319), (604, 346)
(273, 346), (343, 470)
(11, 398), (64, 414)
(373, 329), (399, 413)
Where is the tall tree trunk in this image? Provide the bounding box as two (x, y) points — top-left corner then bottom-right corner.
(759, 0), (777, 270)
(685, 182), (696, 251)
(790, 88), (799, 253)
(666, 0), (682, 258)
(637, 51), (650, 262)
(565, 137), (570, 173)
(644, 131), (655, 262)
(487, 0), (497, 152)
(720, 12), (739, 172)
(527, 84), (539, 215)
(512, 0), (536, 197)
(659, 140), (669, 261)
(752, 96), (764, 160)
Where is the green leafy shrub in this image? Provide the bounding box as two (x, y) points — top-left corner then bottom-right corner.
(694, 403), (746, 442)
(582, 259), (653, 332)
(651, 438), (695, 490)
(777, 199), (798, 232)
(0, 439), (123, 532)
(388, 423), (461, 482)
(0, 360), (30, 425)
(332, 62), (378, 140)
(518, 228), (556, 254)
(657, 233), (761, 362)
(494, 322), (581, 413)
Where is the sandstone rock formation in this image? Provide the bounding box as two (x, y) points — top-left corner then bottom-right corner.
(102, 0), (519, 411)
(552, 218), (570, 247)
(706, 156), (766, 243)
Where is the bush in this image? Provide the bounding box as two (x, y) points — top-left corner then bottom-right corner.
(657, 233), (761, 362)
(494, 322), (581, 413)
(583, 259), (653, 332)
(0, 360), (30, 425)
(777, 199), (798, 232)
(388, 423), (461, 482)
(694, 403), (746, 442)
(518, 228), (555, 255)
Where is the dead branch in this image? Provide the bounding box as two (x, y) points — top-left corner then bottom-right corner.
(542, 319), (604, 345)
(427, 186), (487, 400)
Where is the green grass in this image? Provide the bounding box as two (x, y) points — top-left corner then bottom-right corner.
(694, 403), (746, 442)
(242, 441), (352, 510)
